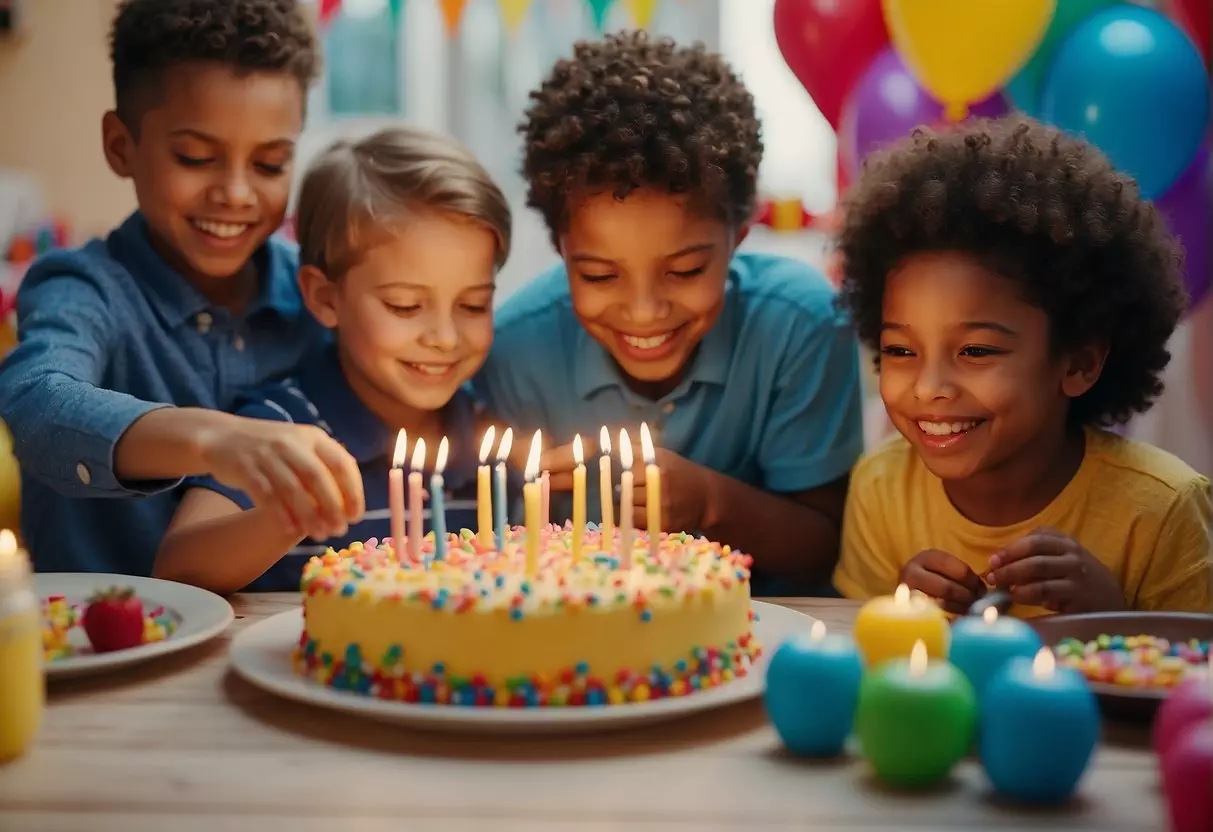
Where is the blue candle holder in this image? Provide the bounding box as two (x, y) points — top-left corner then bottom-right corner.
(980, 649), (1100, 804)
(950, 608), (1041, 703)
(764, 622), (863, 757)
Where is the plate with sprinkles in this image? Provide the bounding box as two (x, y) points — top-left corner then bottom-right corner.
(37, 573), (234, 680)
(229, 600), (810, 734)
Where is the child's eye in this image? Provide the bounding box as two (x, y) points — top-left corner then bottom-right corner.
(385, 303), (420, 316)
(578, 272), (616, 283)
(960, 345), (1002, 358)
(668, 266), (706, 279)
(174, 154), (212, 167)
(879, 345), (914, 358)
(461, 304), (489, 314)
(255, 162), (287, 176)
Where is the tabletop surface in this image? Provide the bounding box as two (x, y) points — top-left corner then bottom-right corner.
(0, 594), (1163, 832)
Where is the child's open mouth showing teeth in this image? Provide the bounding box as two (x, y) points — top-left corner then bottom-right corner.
(917, 420), (983, 436)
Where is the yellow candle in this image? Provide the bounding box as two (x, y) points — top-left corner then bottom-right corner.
(854, 583), (950, 668)
(523, 429), (542, 577)
(618, 428), (633, 569)
(639, 422), (660, 563)
(0, 529), (42, 761)
(476, 426), (495, 547)
(572, 434), (586, 562)
(598, 426), (614, 550)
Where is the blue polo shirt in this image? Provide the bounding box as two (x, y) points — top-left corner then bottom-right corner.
(185, 346), (493, 591)
(0, 212), (327, 576)
(474, 252), (864, 528)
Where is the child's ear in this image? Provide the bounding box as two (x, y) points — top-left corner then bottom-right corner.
(1060, 342), (1110, 399)
(101, 111), (135, 179)
(298, 265), (339, 329)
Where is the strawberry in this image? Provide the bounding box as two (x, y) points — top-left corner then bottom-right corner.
(82, 587), (145, 653)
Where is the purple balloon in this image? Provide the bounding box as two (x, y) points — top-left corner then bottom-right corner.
(1155, 142), (1211, 308)
(840, 46), (1010, 177)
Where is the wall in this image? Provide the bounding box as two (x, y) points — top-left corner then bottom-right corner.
(0, 0), (134, 240)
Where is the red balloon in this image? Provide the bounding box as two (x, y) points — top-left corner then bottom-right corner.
(1165, 0), (1211, 64)
(773, 0), (889, 129)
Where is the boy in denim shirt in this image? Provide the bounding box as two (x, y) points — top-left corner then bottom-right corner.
(0, 0), (363, 576)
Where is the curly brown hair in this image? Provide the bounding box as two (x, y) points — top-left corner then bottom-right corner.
(520, 30), (762, 243)
(838, 116), (1187, 427)
(110, 0), (319, 130)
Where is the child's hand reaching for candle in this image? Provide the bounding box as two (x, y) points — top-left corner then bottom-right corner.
(900, 549), (988, 615)
(626, 447), (708, 535)
(986, 528), (1125, 613)
(202, 418), (365, 540)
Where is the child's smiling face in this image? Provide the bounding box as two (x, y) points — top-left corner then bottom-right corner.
(102, 62), (303, 297)
(560, 190), (735, 399)
(302, 211), (497, 423)
(878, 251), (1103, 484)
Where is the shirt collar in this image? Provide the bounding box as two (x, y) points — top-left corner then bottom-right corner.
(110, 212), (303, 327)
(573, 270), (736, 400)
(296, 346), (480, 489)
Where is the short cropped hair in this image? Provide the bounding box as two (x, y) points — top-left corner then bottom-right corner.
(520, 30), (762, 243)
(110, 0), (319, 130)
(838, 116), (1186, 427)
(296, 126), (512, 279)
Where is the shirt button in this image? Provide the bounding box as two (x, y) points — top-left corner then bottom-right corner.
(75, 462), (92, 485)
(195, 312), (213, 334)
(662, 402), (675, 415)
(233, 335), (246, 352)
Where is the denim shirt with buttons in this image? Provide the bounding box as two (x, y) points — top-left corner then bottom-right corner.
(0, 212), (329, 576)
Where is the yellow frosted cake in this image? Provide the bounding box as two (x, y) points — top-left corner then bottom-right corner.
(293, 525), (761, 707)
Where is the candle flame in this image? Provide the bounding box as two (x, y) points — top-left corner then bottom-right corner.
(478, 425), (496, 464)
(0, 529), (15, 556)
(496, 427), (513, 462)
(619, 428), (633, 470)
(392, 430), (408, 468)
(894, 583), (910, 605)
(809, 620), (826, 641)
(525, 429), (542, 482)
(640, 421), (655, 464)
(1032, 647), (1056, 679)
(982, 606), (998, 624)
(573, 434), (583, 466)
(599, 425), (611, 455)
(434, 436), (449, 473)
(908, 639), (928, 676)
(410, 437), (426, 471)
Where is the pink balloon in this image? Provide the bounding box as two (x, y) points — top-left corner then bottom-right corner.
(839, 46), (1009, 178)
(1155, 141), (1212, 308)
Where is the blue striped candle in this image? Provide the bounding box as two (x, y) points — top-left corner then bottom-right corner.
(493, 428), (513, 551)
(431, 437), (449, 562)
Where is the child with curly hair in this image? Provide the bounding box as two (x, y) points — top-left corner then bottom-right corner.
(832, 117), (1211, 617)
(0, 0), (362, 576)
(474, 32), (864, 592)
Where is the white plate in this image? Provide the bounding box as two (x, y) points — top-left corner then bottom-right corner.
(229, 600), (811, 735)
(37, 573), (234, 680)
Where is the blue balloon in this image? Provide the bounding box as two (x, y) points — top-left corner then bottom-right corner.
(1040, 4), (1210, 198)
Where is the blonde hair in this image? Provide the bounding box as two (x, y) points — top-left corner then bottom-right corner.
(295, 126), (511, 278)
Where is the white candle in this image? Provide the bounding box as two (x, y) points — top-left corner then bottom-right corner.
(389, 430), (407, 561)
(598, 425), (614, 550)
(408, 438), (426, 565)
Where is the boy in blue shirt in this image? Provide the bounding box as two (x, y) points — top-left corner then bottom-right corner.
(155, 126), (513, 593)
(0, 0), (363, 576)
(474, 32), (864, 590)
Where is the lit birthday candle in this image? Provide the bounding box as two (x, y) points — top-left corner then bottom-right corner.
(618, 427), (633, 569)
(493, 427), (513, 552)
(639, 422), (660, 563)
(476, 426), (495, 548)
(523, 429), (542, 576)
(430, 437), (449, 562)
(408, 438), (425, 565)
(598, 426), (614, 550)
(389, 430), (407, 561)
(572, 434), (586, 562)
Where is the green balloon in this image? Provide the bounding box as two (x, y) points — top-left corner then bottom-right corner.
(1007, 0), (1120, 115)
(587, 0), (615, 32)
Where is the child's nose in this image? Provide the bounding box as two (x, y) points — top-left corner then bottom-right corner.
(913, 362), (958, 401)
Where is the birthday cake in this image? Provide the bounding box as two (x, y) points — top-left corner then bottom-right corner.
(292, 526), (761, 707)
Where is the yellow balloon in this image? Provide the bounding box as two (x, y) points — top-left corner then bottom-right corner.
(882, 0), (1056, 121)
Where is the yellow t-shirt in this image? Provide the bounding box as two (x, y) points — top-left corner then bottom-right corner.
(834, 428), (1212, 617)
